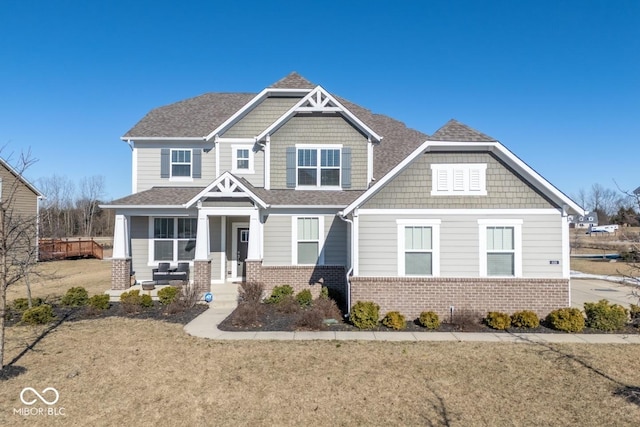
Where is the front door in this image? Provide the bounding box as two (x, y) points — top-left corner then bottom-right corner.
(236, 228), (249, 278)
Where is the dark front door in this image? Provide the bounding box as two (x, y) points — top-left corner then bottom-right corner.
(237, 228), (249, 278)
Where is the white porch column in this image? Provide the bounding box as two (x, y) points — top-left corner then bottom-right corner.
(112, 214), (130, 258)
(195, 206), (210, 260)
(247, 208), (262, 260)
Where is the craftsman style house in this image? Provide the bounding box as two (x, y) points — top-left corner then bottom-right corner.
(106, 73), (583, 317)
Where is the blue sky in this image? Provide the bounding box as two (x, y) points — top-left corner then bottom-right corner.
(1, 0), (638, 202)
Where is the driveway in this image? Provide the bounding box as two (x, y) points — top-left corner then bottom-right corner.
(571, 278), (639, 309)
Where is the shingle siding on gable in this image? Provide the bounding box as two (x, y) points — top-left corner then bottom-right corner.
(269, 115), (369, 190)
(135, 141), (216, 192)
(221, 97), (302, 138)
(363, 152), (556, 209)
(0, 165), (38, 217)
(218, 142), (264, 187)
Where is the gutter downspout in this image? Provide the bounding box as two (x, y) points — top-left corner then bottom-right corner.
(338, 212), (353, 316)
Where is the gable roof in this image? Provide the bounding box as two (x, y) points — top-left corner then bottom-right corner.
(269, 72), (316, 89)
(0, 157), (44, 198)
(184, 172), (268, 209)
(429, 119), (497, 142)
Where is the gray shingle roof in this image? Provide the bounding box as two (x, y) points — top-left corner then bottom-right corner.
(429, 119), (496, 142)
(107, 187), (205, 206)
(269, 72), (316, 89)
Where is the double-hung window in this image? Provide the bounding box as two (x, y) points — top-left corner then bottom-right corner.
(478, 219), (522, 277)
(152, 218), (197, 262)
(171, 149), (192, 177)
(232, 145), (254, 173)
(293, 216), (324, 265)
(297, 146), (341, 188)
(397, 219), (441, 276)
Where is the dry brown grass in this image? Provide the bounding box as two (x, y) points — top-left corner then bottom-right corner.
(571, 258), (640, 278)
(1, 317), (640, 426)
(6, 259), (112, 303)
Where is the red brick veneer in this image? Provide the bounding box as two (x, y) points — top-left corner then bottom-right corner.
(193, 260), (212, 293)
(349, 277), (570, 319)
(111, 258), (132, 290)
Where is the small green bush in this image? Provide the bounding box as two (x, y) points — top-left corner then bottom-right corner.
(511, 310), (540, 329)
(22, 304), (55, 325)
(157, 286), (180, 305)
(546, 308), (585, 333)
(485, 311), (511, 330)
(12, 297), (44, 312)
(418, 311), (440, 329)
(628, 303), (639, 320)
(319, 286), (329, 300)
(584, 299), (628, 331)
(295, 289), (313, 307)
(349, 301), (379, 329)
(61, 287), (89, 307)
(88, 294), (110, 310)
(382, 311), (406, 330)
(120, 290), (141, 305)
(141, 294), (154, 308)
(266, 285), (294, 304)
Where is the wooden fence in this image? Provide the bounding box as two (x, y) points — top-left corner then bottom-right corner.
(39, 238), (104, 261)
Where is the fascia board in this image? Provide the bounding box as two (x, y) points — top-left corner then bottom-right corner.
(183, 171), (268, 209)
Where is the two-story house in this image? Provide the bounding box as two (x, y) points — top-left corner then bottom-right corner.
(105, 72), (583, 318)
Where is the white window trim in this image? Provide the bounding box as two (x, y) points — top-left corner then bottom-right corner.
(148, 217), (197, 265)
(231, 144), (254, 174)
(291, 216), (325, 265)
(478, 219), (523, 277)
(431, 164), (487, 195)
(170, 148), (193, 182)
(397, 219), (441, 277)
(295, 144), (342, 190)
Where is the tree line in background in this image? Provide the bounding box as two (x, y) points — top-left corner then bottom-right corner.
(573, 183), (640, 226)
(37, 175), (114, 238)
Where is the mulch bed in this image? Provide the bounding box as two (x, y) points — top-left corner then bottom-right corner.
(4, 301), (208, 327)
(218, 302), (640, 334)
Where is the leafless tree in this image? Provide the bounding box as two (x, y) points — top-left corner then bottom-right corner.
(0, 152), (40, 369)
(38, 175), (75, 238)
(77, 175), (105, 237)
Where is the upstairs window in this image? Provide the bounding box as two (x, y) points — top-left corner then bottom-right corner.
(232, 145), (254, 173)
(171, 149), (192, 177)
(297, 146), (341, 188)
(431, 164), (487, 195)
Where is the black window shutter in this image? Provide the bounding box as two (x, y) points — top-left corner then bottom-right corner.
(160, 149), (170, 178)
(286, 147), (296, 188)
(193, 149), (202, 178)
(341, 147), (352, 189)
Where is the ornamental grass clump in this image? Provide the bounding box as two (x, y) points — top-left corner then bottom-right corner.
(349, 301), (379, 329)
(583, 299), (628, 331)
(510, 310), (540, 329)
(418, 311), (440, 329)
(382, 311), (406, 330)
(485, 311), (511, 330)
(546, 308), (585, 333)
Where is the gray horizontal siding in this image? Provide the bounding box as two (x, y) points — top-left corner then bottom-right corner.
(323, 216), (348, 266)
(218, 142), (264, 187)
(358, 212), (564, 278)
(130, 216), (150, 280)
(364, 152), (556, 210)
(263, 215), (292, 265)
(222, 97), (301, 138)
(209, 216), (222, 281)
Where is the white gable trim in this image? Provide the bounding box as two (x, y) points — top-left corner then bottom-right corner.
(204, 88), (311, 142)
(183, 171), (268, 209)
(340, 140), (584, 217)
(256, 86), (382, 142)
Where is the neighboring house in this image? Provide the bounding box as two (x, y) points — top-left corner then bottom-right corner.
(104, 72), (584, 318)
(0, 157), (44, 264)
(567, 212), (598, 229)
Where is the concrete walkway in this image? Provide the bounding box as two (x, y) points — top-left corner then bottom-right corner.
(184, 304), (640, 344)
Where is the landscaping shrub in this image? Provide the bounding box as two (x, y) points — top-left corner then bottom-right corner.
(418, 311), (440, 329)
(448, 309), (482, 331)
(630, 304), (640, 326)
(120, 290), (142, 313)
(295, 289), (313, 307)
(319, 286), (329, 300)
(61, 287), (89, 307)
(141, 294), (154, 308)
(510, 310), (540, 329)
(157, 286), (180, 305)
(311, 297), (342, 321)
(546, 308), (585, 332)
(231, 302), (263, 327)
(349, 301), (379, 329)
(265, 285), (294, 304)
(584, 299), (628, 331)
(275, 295), (300, 314)
(239, 282), (264, 304)
(382, 311), (406, 330)
(22, 304), (55, 325)
(295, 307), (325, 330)
(12, 297), (44, 312)
(88, 294), (110, 310)
(485, 312), (511, 330)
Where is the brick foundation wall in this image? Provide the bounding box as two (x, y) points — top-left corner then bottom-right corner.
(350, 277), (570, 319)
(194, 260), (212, 294)
(246, 261), (347, 305)
(111, 258), (132, 290)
